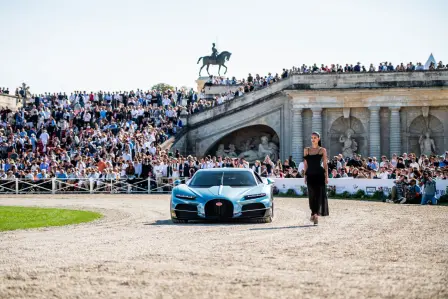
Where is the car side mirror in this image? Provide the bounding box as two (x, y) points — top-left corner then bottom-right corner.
(174, 180), (181, 186)
(266, 178), (274, 185)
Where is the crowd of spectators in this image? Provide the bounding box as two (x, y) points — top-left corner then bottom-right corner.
(0, 57), (446, 195)
(0, 88), (10, 95)
(196, 60), (447, 110)
(0, 87), (203, 187)
(209, 60), (447, 87)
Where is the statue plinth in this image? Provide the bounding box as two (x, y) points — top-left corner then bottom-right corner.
(196, 77), (211, 92)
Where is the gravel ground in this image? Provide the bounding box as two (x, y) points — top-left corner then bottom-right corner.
(0, 195), (447, 299)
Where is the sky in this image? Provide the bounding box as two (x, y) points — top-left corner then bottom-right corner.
(0, 0), (446, 94)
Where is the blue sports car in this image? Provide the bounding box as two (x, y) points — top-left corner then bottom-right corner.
(170, 168), (274, 223)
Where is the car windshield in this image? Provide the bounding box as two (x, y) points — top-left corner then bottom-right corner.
(189, 171), (256, 187)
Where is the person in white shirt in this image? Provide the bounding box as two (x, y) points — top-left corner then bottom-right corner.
(298, 161), (305, 175)
(40, 129), (50, 151)
(378, 167), (389, 179)
(409, 158), (419, 170)
(162, 96), (171, 108)
(83, 111), (91, 124)
(122, 151), (132, 162)
(153, 161), (164, 184)
(379, 156), (388, 168)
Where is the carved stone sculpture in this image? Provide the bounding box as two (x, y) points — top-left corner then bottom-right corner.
(238, 136), (279, 162)
(339, 128), (358, 157)
(215, 144), (226, 158)
(226, 144), (238, 158)
(419, 131), (436, 156)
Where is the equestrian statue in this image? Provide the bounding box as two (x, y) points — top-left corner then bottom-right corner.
(197, 43), (232, 76)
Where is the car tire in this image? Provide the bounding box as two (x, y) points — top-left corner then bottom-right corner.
(172, 219), (188, 224)
(255, 216), (272, 223)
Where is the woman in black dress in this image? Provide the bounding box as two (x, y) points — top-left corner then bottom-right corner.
(303, 132), (329, 225)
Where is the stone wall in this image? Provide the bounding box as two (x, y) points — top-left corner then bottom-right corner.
(0, 94), (19, 110)
(172, 71), (448, 161)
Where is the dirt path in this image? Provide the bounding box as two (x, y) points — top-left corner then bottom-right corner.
(0, 195), (447, 299)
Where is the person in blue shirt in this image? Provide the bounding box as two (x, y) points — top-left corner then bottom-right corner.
(40, 161), (49, 171)
(99, 108), (107, 120)
(400, 179), (421, 204)
(419, 172), (437, 205)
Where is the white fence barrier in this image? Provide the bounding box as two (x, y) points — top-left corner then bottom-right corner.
(2, 177), (447, 198)
(273, 178), (448, 198)
(0, 177), (190, 194)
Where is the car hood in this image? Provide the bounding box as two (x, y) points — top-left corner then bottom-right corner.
(175, 184), (265, 201)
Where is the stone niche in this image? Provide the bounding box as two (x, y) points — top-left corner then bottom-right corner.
(328, 116), (367, 158)
(205, 125), (280, 162)
(407, 114), (444, 156)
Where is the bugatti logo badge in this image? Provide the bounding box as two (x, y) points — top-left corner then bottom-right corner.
(216, 202), (223, 207)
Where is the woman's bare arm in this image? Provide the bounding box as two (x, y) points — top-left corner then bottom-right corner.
(322, 148), (329, 184)
(303, 148), (308, 184)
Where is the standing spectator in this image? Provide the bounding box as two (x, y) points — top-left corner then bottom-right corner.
(420, 171), (437, 205)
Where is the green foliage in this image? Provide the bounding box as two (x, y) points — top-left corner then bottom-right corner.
(286, 189), (297, 196)
(151, 83), (175, 92)
(371, 190), (386, 200)
(0, 206), (102, 231)
(354, 189), (366, 198)
(439, 187), (448, 204)
(300, 186), (308, 196)
(341, 191), (352, 199)
(327, 186), (336, 197)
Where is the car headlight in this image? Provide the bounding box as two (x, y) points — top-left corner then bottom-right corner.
(175, 194), (196, 200)
(244, 193), (266, 200)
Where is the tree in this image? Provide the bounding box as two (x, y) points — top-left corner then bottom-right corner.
(151, 83), (175, 93)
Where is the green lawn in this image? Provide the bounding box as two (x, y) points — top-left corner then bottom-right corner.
(0, 206), (102, 232)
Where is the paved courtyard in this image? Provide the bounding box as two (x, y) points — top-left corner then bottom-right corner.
(0, 195), (447, 299)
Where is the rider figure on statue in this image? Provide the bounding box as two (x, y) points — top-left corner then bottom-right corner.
(211, 43), (218, 61)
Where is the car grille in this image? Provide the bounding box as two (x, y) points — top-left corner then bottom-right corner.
(205, 199), (233, 219)
(175, 204), (198, 219)
(175, 204), (197, 212)
(242, 203), (267, 217)
(242, 203), (265, 211)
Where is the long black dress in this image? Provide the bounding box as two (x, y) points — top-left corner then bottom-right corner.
(304, 148), (329, 216)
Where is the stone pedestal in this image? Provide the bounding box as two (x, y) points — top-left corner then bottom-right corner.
(179, 107), (189, 127)
(196, 77), (211, 92)
(291, 106), (303, 163)
(369, 107), (381, 158)
(389, 107), (401, 156)
(311, 107), (323, 138)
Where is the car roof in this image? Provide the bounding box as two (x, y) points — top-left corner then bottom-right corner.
(195, 168), (253, 173)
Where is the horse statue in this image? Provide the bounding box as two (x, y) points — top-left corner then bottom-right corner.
(197, 51), (232, 76)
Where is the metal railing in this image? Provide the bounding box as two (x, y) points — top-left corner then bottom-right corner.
(0, 177), (189, 194)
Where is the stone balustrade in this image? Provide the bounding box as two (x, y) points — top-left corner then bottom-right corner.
(0, 94), (20, 110)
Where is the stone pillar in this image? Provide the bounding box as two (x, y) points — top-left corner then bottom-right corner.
(291, 105), (303, 163)
(311, 107), (323, 136)
(389, 107), (401, 157)
(369, 107), (381, 158)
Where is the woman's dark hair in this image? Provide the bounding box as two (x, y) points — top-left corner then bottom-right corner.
(311, 131), (322, 147)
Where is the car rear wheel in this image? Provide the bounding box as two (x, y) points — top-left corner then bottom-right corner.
(172, 218), (188, 224)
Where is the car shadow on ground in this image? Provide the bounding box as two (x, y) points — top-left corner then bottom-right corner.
(145, 219), (268, 226)
(145, 220), (316, 228)
(249, 225), (315, 230)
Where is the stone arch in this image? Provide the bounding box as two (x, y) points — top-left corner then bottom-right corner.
(328, 116), (366, 157)
(408, 115), (444, 155)
(205, 125), (280, 163)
